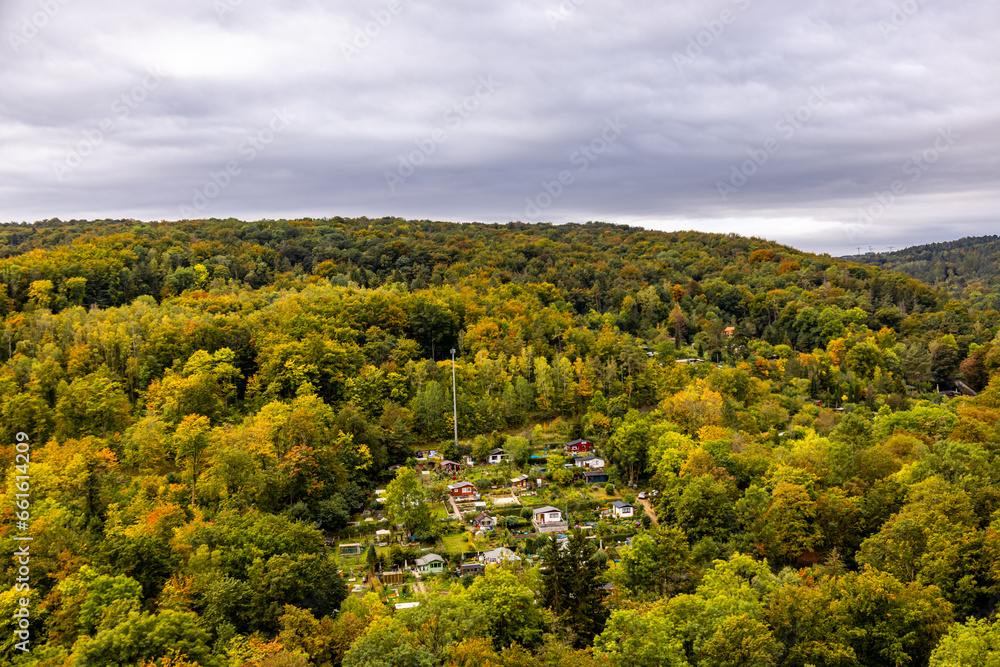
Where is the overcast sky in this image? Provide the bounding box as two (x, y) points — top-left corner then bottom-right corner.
(1, 0), (997, 256)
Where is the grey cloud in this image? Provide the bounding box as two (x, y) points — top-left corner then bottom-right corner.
(0, 0), (996, 257)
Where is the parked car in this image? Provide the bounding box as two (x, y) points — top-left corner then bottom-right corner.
(638, 491), (648, 500)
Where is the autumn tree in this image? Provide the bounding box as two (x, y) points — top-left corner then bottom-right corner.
(55, 366), (132, 439)
(174, 414), (212, 506)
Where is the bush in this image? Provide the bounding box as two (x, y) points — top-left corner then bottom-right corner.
(567, 498), (601, 514)
(315, 496), (350, 532)
(285, 501), (312, 522)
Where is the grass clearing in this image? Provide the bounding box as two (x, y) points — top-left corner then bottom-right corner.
(440, 532), (472, 554)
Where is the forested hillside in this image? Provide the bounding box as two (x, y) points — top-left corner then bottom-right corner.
(3, 217), (1000, 667)
(851, 235), (1000, 312)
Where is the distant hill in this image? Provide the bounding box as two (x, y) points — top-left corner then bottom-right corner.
(0, 217), (938, 320)
(845, 235), (1000, 310)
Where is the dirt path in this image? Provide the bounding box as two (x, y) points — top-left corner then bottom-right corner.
(639, 497), (659, 527)
(448, 496), (463, 520)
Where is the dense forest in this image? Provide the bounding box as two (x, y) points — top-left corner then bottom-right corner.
(851, 235), (1000, 313)
(3, 217), (1000, 666)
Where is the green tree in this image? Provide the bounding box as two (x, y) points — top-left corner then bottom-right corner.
(764, 482), (820, 563)
(45, 566), (144, 642)
(247, 552), (347, 634)
(846, 340), (885, 382)
(412, 380), (448, 439)
(931, 336), (960, 387)
(466, 567), (545, 650)
(673, 474), (736, 543)
(699, 614), (780, 667)
(55, 366), (132, 439)
(605, 410), (650, 485)
(902, 343), (933, 388)
(385, 466), (432, 539)
(174, 414), (212, 506)
(505, 436), (532, 469)
(472, 434), (492, 461)
(342, 616), (436, 667)
(618, 526), (693, 597)
(857, 476), (998, 617)
(930, 617), (1000, 666)
(96, 530), (179, 602)
(150, 349), (241, 423)
(825, 567), (953, 667)
(68, 610), (219, 667)
(395, 594), (490, 659)
(65, 275), (88, 305)
(540, 530), (607, 645)
(594, 605), (689, 667)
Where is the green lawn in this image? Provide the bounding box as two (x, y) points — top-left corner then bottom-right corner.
(440, 531), (472, 554)
(584, 487), (619, 502)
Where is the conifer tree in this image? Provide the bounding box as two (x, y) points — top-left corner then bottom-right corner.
(540, 530), (607, 646)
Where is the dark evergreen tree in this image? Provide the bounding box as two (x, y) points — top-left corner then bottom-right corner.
(540, 530), (607, 646)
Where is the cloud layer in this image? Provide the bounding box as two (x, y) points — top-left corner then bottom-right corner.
(1, 0), (997, 255)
